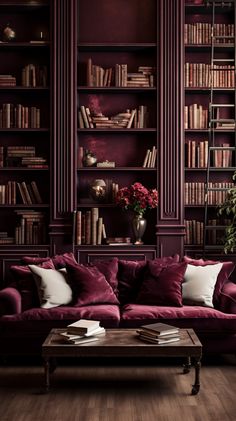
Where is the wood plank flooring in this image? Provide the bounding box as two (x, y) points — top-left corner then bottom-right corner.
(0, 356), (235, 421)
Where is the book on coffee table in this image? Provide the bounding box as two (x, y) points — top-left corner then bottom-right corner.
(138, 334), (180, 345)
(60, 326), (105, 341)
(66, 319), (100, 335)
(139, 322), (179, 337)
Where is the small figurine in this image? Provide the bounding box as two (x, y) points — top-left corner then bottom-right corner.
(3, 24), (16, 41)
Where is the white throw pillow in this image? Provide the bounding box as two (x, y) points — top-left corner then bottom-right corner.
(182, 263), (223, 308)
(28, 265), (72, 309)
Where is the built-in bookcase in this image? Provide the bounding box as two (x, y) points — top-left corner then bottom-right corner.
(0, 1), (51, 249)
(75, 0), (158, 251)
(184, 0), (236, 255)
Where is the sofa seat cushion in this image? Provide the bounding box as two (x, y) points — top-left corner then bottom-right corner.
(0, 304), (120, 326)
(120, 304), (236, 333)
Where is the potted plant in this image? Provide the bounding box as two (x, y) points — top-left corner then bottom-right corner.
(218, 173), (236, 253)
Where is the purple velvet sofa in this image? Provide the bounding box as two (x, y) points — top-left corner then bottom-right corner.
(0, 253), (236, 356)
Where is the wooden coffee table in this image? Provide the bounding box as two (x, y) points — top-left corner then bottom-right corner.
(42, 328), (202, 395)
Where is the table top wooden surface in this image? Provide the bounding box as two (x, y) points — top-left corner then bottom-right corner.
(42, 328), (202, 359)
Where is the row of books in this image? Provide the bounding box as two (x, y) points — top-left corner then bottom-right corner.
(185, 63), (235, 88)
(137, 323), (180, 345)
(21, 64), (47, 87)
(0, 74), (16, 86)
(142, 146), (157, 168)
(59, 319), (105, 345)
(0, 231), (14, 245)
(184, 218), (230, 245)
(0, 180), (43, 205)
(78, 105), (148, 129)
(184, 23), (234, 45)
(184, 182), (234, 206)
(0, 145), (48, 169)
(15, 210), (46, 245)
(184, 104), (208, 129)
(0, 104), (41, 128)
(75, 208), (106, 245)
(185, 140), (233, 168)
(106, 236), (131, 246)
(86, 58), (156, 87)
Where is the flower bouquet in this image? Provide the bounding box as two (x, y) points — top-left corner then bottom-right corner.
(116, 182), (158, 216)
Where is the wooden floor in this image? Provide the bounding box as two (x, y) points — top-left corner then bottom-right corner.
(0, 356), (235, 421)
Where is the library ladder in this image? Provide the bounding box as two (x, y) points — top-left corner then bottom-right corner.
(203, 0), (236, 255)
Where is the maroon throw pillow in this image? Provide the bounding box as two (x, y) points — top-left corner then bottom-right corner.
(118, 260), (147, 304)
(22, 253), (77, 269)
(66, 262), (119, 306)
(90, 258), (119, 296)
(183, 256), (235, 308)
(153, 254), (180, 265)
(117, 255), (180, 305)
(52, 252), (77, 268)
(21, 256), (51, 265)
(136, 261), (187, 307)
(10, 259), (55, 310)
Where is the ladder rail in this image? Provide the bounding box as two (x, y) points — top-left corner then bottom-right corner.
(203, 0), (236, 256)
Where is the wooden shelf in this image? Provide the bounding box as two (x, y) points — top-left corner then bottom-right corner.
(77, 43), (157, 52)
(185, 43), (234, 51)
(185, 167), (236, 171)
(78, 86), (156, 93)
(185, 3), (234, 14)
(0, 128), (49, 132)
(0, 42), (50, 49)
(0, 204), (50, 208)
(185, 87), (235, 92)
(0, 168), (49, 171)
(78, 128), (156, 133)
(77, 167), (156, 171)
(0, 86), (49, 91)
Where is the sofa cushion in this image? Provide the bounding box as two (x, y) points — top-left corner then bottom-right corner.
(183, 263), (223, 308)
(183, 256), (235, 308)
(21, 256), (51, 265)
(118, 260), (147, 304)
(89, 258), (119, 296)
(22, 252), (77, 269)
(10, 259), (55, 311)
(136, 261), (187, 307)
(28, 265), (73, 309)
(120, 303), (236, 332)
(117, 255), (180, 305)
(66, 262), (119, 306)
(1, 304), (120, 327)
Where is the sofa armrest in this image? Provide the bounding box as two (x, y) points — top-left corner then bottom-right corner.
(0, 287), (22, 316)
(219, 282), (236, 314)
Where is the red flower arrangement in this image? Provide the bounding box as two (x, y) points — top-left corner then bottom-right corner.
(116, 182), (158, 217)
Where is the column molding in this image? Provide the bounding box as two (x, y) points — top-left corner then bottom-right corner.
(157, 0), (185, 257)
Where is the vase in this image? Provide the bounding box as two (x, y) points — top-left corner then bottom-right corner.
(132, 214), (147, 245)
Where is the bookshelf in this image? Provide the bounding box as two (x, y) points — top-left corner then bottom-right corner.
(74, 0), (158, 257)
(0, 1), (51, 252)
(184, 0), (236, 255)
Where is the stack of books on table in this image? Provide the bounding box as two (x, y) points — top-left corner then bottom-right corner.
(137, 322), (180, 345)
(60, 319), (105, 345)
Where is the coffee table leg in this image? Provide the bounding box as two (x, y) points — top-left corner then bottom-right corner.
(183, 356), (191, 374)
(191, 358), (201, 395)
(44, 357), (50, 393)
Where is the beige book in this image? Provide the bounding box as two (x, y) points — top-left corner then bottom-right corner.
(97, 217), (103, 245)
(142, 149), (150, 168)
(91, 207), (99, 245)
